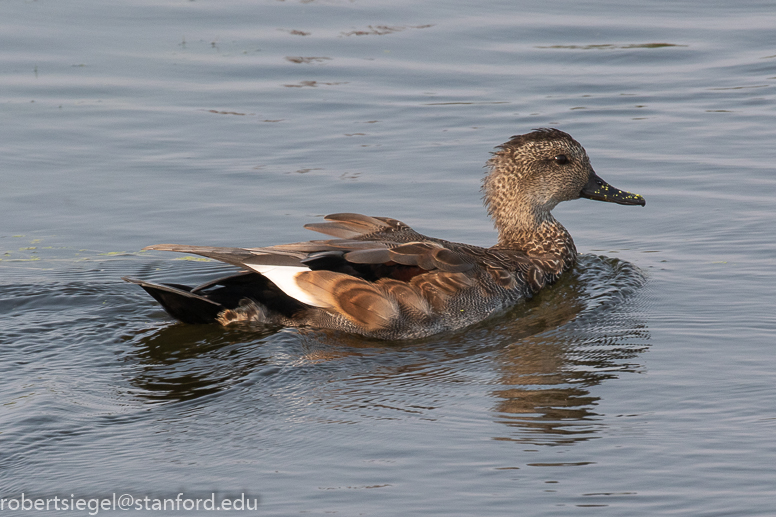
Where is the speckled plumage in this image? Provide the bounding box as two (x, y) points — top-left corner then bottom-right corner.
(124, 129), (645, 339)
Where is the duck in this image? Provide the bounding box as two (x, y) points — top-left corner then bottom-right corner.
(124, 128), (645, 340)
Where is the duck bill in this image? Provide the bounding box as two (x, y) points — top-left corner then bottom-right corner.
(580, 171), (645, 206)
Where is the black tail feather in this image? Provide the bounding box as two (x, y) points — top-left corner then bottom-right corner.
(124, 271), (308, 325)
(123, 277), (225, 324)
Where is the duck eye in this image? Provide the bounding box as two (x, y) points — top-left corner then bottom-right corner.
(554, 154), (568, 165)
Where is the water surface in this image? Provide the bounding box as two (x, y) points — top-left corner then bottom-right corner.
(2, 0), (775, 515)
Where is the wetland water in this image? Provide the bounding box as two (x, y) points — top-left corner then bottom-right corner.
(2, 0), (775, 515)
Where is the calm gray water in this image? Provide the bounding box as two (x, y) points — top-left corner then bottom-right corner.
(2, 0), (775, 515)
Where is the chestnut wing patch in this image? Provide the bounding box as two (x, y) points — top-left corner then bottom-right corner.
(286, 241), (481, 327)
(295, 270), (399, 331)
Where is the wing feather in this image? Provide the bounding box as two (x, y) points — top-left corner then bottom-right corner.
(410, 271), (477, 310)
(304, 213), (394, 238)
(143, 244), (262, 269)
(295, 271), (399, 330)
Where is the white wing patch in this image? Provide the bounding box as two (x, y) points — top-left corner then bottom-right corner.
(247, 264), (326, 308)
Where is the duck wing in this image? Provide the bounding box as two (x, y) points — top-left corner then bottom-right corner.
(137, 214), (521, 333)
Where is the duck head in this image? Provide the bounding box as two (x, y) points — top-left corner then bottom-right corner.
(483, 128), (644, 246)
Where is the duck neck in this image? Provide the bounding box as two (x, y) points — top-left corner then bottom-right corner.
(492, 208), (578, 273)
(483, 159), (578, 272)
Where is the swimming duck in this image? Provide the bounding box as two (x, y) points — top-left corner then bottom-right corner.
(124, 128), (644, 340)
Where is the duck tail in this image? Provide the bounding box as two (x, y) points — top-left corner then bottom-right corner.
(123, 277), (226, 324)
(124, 270), (309, 325)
